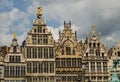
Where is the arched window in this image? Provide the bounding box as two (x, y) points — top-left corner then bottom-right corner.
(13, 46), (17, 53)
(66, 47), (71, 55)
(96, 49), (100, 56)
(62, 49), (64, 55)
(90, 49), (94, 55)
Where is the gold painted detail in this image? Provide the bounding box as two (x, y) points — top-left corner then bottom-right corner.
(36, 7), (42, 16)
(13, 32), (16, 38)
(66, 30), (70, 36)
(92, 25), (96, 30)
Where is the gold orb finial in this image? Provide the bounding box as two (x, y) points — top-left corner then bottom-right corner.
(36, 7), (42, 16)
(92, 25), (96, 30)
(13, 32), (16, 38)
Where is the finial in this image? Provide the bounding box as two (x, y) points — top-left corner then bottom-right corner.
(13, 32), (16, 38)
(36, 7), (42, 16)
(91, 25), (96, 34)
(92, 25), (96, 30)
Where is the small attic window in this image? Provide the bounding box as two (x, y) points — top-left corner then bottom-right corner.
(13, 46), (17, 53)
(43, 29), (45, 33)
(34, 29), (36, 33)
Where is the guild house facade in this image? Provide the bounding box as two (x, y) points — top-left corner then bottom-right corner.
(0, 6), (119, 82)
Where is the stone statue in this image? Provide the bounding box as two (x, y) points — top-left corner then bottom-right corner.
(36, 7), (42, 16)
(113, 59), (119, 69)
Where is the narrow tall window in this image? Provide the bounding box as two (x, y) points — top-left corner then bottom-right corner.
(13, 46), (17, 53)
(33, 48), (37, 58)
(32, 35), (37, 44)
(49, 48), (54, 58)
(38, 35), (42, 44)
(38, 26), (42, 33)
(66, 47), (71, 55)
(44, 48), (48, 58)
(38, 47), (42, 58)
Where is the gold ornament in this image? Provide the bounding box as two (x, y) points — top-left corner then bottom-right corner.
(36, 7), (42, 16)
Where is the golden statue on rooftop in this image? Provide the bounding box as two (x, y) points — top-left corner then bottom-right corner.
(36, 7), (42, 16)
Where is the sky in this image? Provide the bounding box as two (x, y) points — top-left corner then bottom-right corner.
(0, 0), (120, 49)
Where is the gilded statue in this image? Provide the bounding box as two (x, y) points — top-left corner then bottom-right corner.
(13, 32), (16, 38)
(36, 7), (42, 16)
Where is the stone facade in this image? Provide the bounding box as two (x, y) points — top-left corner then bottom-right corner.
(55, 21), (84, 82)
(0, 7), (120, 82)
(21, 7), (55, 82)
(83, 26), (109, 82)
(4, 34), (26, 82)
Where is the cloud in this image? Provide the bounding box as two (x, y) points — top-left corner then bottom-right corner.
(0, 0), (13, 11)
(0, 0), (120, 49)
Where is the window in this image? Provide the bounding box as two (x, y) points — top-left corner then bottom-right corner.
(4, 66), (9, 76)
(97, 62), (101, 72)
(38, 47), (42, 58)
(78, 58), (82, 67)
(13, 46), (17, 53)
(66, 47), (71, 55)
(38, 26), (42, 33)
(67, 58), (71, 67)
(38, 62), (43, 73)
(44, 48), (48, 58)
(49, 48), (54, 58)
(102, 53), (104, 57)
(21, 66), (25, 76)
(9, 56), (14, 62)
(38, 35), (42, 44)
(27, 47), (31, 58)
(97, 43), (100, 47)
(86, 53), (88, 57)
(32, 35), (37, 44)
(33, 62), (37, 73)
(9, 56), (21, 62)
(72, 58), (76, 67)
(96, 49), (100, 56)
(43, 35), (48, 44)
(103, 62), (107, 72)
(93, 43), (96, 47)
(91, 62), (95, 72)
(90, 49), (94, 55)
(16, 56), (20, 62)
(50, 62), (54, 73)
(32, 48), (37, 58)
(61, 58), (65, 67)
(43, 29), (45, 33)
(118, 51), (120, 56)
(44, 61), (48, 73)
(34, 29), (36, 33)
(89, 43), (91, 48)
(56, 58), (60, 67)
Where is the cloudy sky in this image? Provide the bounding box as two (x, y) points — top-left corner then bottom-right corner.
(0, 0), (120, 48)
